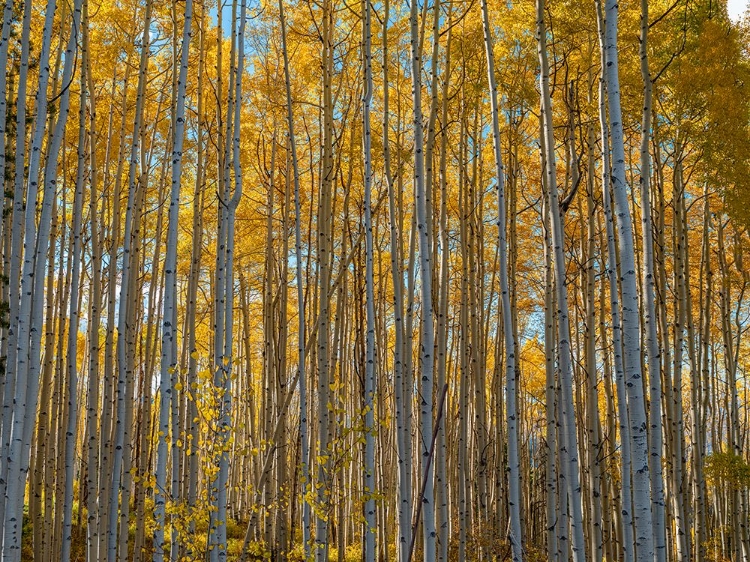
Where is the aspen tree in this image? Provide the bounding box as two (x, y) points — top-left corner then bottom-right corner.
(382, 0), (412, 556)
(83, 3), (104, 558)
(212, 0), (245, 555)
(408, 0), (437, 554)
(361, 0), (377, 556)
(154, 0), (193, 556)
(0, 0), (42, 529)
(261, 131), (276, 550)
(584, 115), (603, 562)
(109, 3), (153, 556)
(30, 172), (59, 562)
(0, 2), (31, 516)
(694, 183), (711, 561)
(62, 59), (88, 562)
(100, 61), (132, 558)
(217, 0), (245, 555)
(2, 0), (68, 556)
(275, 143), (290, 560)
(479, 0), (522, 556)
(604, 0), (655, 555)
(435, 8), (452, 561)
(278, 0), (311, 554)
(594, 2), (635, 558)
(0, 0), (12, 246)
(637, 0), (667, 555)
(183, 1), (206, 538)
(540, 118), (558, 562)
(134, 158), (167, 562)
(670, 153), (691, 562)
(457, 109), (470, 562)
(536, 0), (587, 558)
(0, 0), (32, 519)
(209, 0), (233, 552)
(315, 0), (336, 555)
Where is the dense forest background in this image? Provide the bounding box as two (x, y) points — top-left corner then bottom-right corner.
(0, 0), (749, 559)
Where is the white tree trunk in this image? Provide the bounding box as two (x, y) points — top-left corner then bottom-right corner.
(638, 0), (667, 557)
(536, 0), (587, 558)
(62, 57), (87, 562)
(594, 2), (635, 558)
(381, 2), (412, 558)
(154, 0), (192, 557)
(0, 0), (32, 527)
(278, 0), (311, 555)
(362, 0), (377, 558)
(408, 0), (436, 556)
(604, 0), (654, 558)
(2, 0), (63, 557)
(479, 0), (523, 557)
(108, 3), (152, 556)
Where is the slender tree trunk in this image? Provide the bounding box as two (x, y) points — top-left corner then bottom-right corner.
(382, 2), (412, 559)
(480, 0), (522, 557)
(408, 0), (437, 555)
(315, 0), (335, 556)
(362, 0), (377, 558)
(537, 0), (587, 559)
(595, 3), (635, 559)
(154, 0), (192, 557)
(434, 8), (452, 561)
(637, 1), (667, 557)
(61, 45), (88, 562)
(83, 5), (104, 558)
(604, 0), (654, 556)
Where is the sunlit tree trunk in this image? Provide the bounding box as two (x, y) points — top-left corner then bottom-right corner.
(595, 3), (635, 559)
(154, 0), (192, 557)
(0, 0), (12, 250)
(109, 3), (152, 557)
(278, 0), (310, 555)
(362, 0), (377, 557)
(604, 0), (654, 556)
(2, 0), (70, 557)
(315, 0), (335, 556)
(99, 59), (132, 558)
(408, 0), (436, 554)
(0, 0), (32, 523)
(434, 8), (452, 561)
(381, 3), (412, 557)
(215, 0), (245, 556)
(182, 3), (205, 546)
(83, 4), (104, 557)
(537, 0), (587, 558)
(480, 0), (522, 556)
(540, 115), (558, 562)
(61, 43), (87, 562)
(637, 1), (667, 556)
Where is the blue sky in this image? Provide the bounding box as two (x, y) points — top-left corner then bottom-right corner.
(728, 0), (748, 19)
